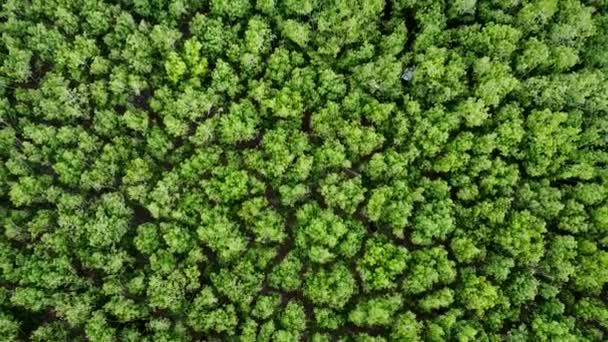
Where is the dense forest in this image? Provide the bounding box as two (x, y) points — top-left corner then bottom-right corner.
(1, 0), (608, 341)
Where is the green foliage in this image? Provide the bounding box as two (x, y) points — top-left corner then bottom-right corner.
(357, 235), (409, 291)
(419, 288), (455, 312)
(404, 247), (457, 294)
(0, 313), (19, 341)
(496, 211), (547, 265)
(239, 197), (286, 243)
(304, 263), (356, 309)
(1, 0), (607, 340)
(268, 252), (303, 291)
(349, 295), (403, 327)
(295, 203), (364, 263)
(320, 173), (366, 214)
(188, 287), (238, 334)
(459, 270), (500, 314)
(280, 301), (307, 332)
(197, 207), (248, 261)
(391, 311), (423, 341)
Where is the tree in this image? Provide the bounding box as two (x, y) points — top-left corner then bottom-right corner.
(412, 47), (467, 104)
(197, 207), (248, 261)
(419, 288), (455, 312)
(252, 295), (281, 320)
(573, 241), (608, 294)
(279, 301), (307, 333)
(495, 211), (547, 265)
(2, 0), (608, 340)
(391, 311), (422, 341)
(349, 295), (403, 327)
(357, 235), (409, 291)
(473, 57), (520, 108)
(320, 173), (366, 214)
(239, 197), (286, 243)
(459, 270), (500, 314)
(404, 247), (456, 294)
(295, 203), (364, 263)
(304, 263), (356, 309)
(210, 260), (264, 312)
(268, 253), (303, 291)
(188, 288), (238, 335)
(210, 0), (251, 19)
(282, 20), (311, 48)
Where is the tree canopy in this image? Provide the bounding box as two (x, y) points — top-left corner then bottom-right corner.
(1, 0), (608, 340)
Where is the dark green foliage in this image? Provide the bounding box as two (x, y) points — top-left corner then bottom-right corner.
(1, 0), (607, 340)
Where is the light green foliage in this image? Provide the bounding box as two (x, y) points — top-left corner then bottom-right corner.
(413, 47), (467, 104)
(245, 127), (310, 180)
(507, 271), (539, 305)
(165, 52), (187, 85)
(160, 223), (194, 254)
(202, 166), (262, 203)
(211, 260), (264, 311)
(239, 197), (286, 243)
(474, 57), (520, 107)
(295, 203), (364, 263)
(405, 247), (457, 294)
(30, 322), (69, 342)
(197, 207), (248, 261)
(424, 311), (462, 341)
(218, 101), (259, 144)
(320, 173), (366, 214)
(252, 295), (281, 320)
(268, 253), (303, 291)
(459, 271), (500, 314)
(1, 0), (607, 340)
(496, 211), (547, 265)
(85, 311), (115, 342)
(573, 242), (608, 294)
(448, 0), (477, 18)
(524, 109), (580, 177)
(451, 236), (483, 263)
(283, 0), (316, 15)
(103, 296), (148, 322)
(354, 334), (387, 342)
(211, 59), (240, 97)
(474, 23), (522, 60)
(517, 38), (551, 74)
(183, 38), (208, 77)
(484, 254), (515, 282)
(412, 198), (455, 245)
(365, 149), (412, 181)
(357, 236), (409, 291)
(245, 17), (272, 54)
(314, 308), (344, 330)
(458, 97), (489, 127)
(280, 301), (307, 332)
(279, 183), (309, 206)
(575, 298), (608, 330)
(147, 270), (189, 311)
(349, 295), (403, 327)
(391, 311), (423, 341)
(541, 235), (578, 282)
(1, 47), (32, 81)
(84, 193), (133, 247)
(530, 316), (580, 341)
(210, 0), (251, 19)
(419, 288), (455, 312)
(353, 55), (403, 98)
(365, 181), (424, 236)
(282, 20), (311, 48)
(304, 263), (356, 309)
(188, 287), (238, 334)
